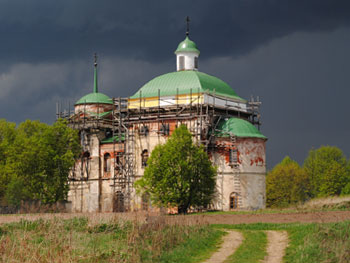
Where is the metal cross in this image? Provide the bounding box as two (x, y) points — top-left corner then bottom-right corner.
(94, 53), (98, 67)
(186, 16), (190, 36)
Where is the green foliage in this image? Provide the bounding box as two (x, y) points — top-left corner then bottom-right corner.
(0, 119), (17, 201)
(4, 176), (29, 206)
(267, 146), (350, 208)
(304, 146), (349, 197)
(0, 119), (80, 206)
(341, 182), (350, 196)
(136, 125), (216, 214)
(266, 156), (311, 208)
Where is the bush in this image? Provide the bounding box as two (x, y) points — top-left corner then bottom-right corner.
(266, 156), (311, 208)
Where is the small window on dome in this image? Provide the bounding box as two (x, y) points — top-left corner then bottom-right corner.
(179, 56), (185, 71)
(194, 57), (198, 69)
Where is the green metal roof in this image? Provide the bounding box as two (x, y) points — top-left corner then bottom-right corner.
(75, 92), (113, 105)
(175, 37), (200, 54)
(130, 71), (245, 101)
(101, 134), (125, 144)
(75, 56), (113, 105)
(215, 118), (267, 139)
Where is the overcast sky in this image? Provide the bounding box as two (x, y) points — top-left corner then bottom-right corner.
(0, 0), (350, 168)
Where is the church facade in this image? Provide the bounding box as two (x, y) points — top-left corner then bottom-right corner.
(65, 33), (267, 213)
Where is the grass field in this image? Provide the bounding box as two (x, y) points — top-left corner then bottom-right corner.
(0, 203), (349, 263)
(0, 216), (225, 263)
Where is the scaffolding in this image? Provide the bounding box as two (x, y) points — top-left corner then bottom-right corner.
(57, 89), (261, 212)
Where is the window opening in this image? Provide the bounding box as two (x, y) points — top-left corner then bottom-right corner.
(160, 123), (170, 135)
(179, 56), (185, 70)
(139, 125), (149, 136)
(141, 149), (149, 168)
(230, 192), (239, 209)
(104, 153), (111, 172)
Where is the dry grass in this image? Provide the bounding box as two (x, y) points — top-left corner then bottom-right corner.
(300, 195), (350, 209)
(0, 213), (219, 263)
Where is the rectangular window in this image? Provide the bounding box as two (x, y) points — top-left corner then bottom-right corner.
(194, 57), (198, 69)
(179, 56), (185, 71)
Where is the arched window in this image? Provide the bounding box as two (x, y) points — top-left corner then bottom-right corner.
(229, 192), (239, 210)
(141, 149), (149, 168)
(104, 153), (111, 172)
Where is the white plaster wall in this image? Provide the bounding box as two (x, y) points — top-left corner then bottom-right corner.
(176, 52), (198, 71)
(68, 133), (102, 212)
(240, 173), (266, 210)
(237, 138), (266, 173)
(101, 180), (114, 212)
(211, 137), (266, 211)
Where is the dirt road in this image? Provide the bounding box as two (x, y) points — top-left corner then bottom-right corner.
(203, 230), (243, 263)
(263, 231), (289, 263)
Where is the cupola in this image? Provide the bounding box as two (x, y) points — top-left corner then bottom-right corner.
(74, 54), (113, 115)
(75, 54), (113, 106)
(174, 16), (200, 71)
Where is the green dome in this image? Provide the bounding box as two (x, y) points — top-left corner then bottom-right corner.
(175, 36), (200, 54)
(75, 92), (113, 105)
(216, 118), (267, 139)
(130, 71), (245, 101)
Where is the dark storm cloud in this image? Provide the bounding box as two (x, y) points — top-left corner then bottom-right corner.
(0, 0), (350, 64)
(200, 27), (350, 167)
(1, 0), (350, 168)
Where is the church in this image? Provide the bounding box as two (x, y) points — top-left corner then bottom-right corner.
(65, 25), (267, 213)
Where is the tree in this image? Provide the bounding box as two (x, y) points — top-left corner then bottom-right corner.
(0, 119), (16, 203)
(135, 125), (216, 214)
(266, 156), (311, 208)
(2, 119), (80, 205)
(304, 146), (349, 197)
